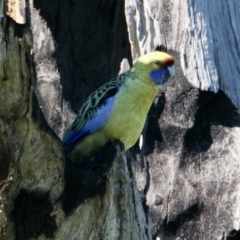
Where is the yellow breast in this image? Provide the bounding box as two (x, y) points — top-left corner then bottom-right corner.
(101, 77), (158, 149)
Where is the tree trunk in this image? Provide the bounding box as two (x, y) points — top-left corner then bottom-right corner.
(1, 0), (240, 240)
(0, 0), (64, 239)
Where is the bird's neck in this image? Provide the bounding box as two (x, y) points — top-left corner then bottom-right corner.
(123, 75), (159, 103)
(129, 66), (156, 87)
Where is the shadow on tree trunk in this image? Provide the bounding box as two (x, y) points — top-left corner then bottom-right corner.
(61, 140), (123, 215)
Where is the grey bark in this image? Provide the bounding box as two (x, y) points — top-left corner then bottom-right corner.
(1, 0), (240, 240)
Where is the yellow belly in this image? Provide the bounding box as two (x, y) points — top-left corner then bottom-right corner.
(99, 79), (158, 151)
(69, 78), (158, 160)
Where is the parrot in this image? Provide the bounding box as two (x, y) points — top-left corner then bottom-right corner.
(62, 51), (175, 162)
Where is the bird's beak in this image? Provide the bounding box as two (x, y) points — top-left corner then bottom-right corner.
(167, 65), (176, 77)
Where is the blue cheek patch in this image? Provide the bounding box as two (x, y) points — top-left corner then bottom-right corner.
(150, 68), (169, 85)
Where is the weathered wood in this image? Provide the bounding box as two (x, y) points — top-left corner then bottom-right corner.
(141, 55), (240, 239)
(160, 1), (240, 109)
(30, 2), (75, 137)
(57, 142), (151, 240)
(124, 1), (240, 239)
(0, 1), (64, 238)
(0, 1), (151, 239)
(1, 0), (240, 239)
(6, 0), (26, 24)
(126, 0), (240, 109)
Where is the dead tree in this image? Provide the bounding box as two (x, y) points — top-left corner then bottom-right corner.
(0, 0), (240, 239)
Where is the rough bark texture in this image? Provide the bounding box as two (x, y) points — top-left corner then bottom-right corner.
(1, 0), (240, 240)
(58, 141), (151, 240)
(0, 1), (64, 239)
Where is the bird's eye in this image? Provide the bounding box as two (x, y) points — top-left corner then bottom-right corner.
(154, 60), (161, 66)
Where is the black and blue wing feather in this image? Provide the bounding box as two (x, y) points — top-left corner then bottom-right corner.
(62, 74), (127, 152)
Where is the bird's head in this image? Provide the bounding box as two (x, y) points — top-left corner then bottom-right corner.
(131, 51), (175, 86)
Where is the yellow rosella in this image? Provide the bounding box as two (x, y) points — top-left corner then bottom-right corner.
(62, 51), (175, 161)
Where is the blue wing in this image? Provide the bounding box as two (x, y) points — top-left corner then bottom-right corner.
(62, 78), (124, 152)
(62, 95), (116, 149)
